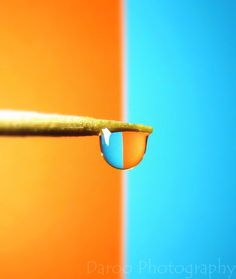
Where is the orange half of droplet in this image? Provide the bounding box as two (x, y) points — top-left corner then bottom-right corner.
(122, 131), (149, 169)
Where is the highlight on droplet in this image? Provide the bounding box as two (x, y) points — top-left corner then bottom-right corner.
(99, 128), (149, 170)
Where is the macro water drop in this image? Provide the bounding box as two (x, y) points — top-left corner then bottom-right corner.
(100, 128), (149, 170)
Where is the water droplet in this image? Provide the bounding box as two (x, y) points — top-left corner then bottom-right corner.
(100, 129), (149, 170)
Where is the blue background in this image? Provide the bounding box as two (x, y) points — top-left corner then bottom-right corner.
(126, 0), (236, 278)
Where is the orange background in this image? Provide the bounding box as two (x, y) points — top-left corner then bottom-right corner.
(0, 1), (122, 278)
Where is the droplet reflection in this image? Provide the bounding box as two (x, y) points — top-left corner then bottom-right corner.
(100, 129), (149, 170)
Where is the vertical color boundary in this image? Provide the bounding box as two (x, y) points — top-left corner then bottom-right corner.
(121, 0), (128, 278)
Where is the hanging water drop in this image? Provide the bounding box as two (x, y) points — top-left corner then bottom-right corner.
(100, 129), (149, 170)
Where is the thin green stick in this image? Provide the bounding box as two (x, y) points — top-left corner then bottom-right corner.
(0, 110), (153, 136)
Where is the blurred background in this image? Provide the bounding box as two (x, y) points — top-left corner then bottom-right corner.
(126, 0), (236, 279)
(0, 1), (235, 279)
(0, 1), (122, 278)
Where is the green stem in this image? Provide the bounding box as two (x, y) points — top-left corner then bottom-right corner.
(0, 110), (153, 136)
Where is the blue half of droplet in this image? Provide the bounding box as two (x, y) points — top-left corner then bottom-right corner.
(100, 132), (123, 169)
